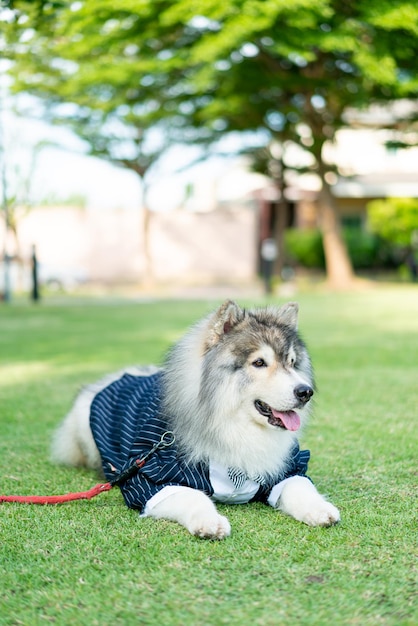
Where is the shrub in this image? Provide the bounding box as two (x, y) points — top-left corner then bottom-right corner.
(367, 197), (418, 247)
(284, 226), (391, 270)
(284, 229), (325, 268)
(342, 227), (380, 268)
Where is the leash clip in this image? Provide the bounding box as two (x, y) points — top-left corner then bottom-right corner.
(156, 431), (176, 449)
(109, 431), (175, 487)
(138, 431), (175, 463)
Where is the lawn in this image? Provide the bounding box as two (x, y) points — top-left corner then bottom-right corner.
(0, 287), (417, 626)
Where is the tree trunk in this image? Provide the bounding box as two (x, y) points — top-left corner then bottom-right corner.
(273, 195), (288, 277)
(318, 185), (355, 289)
(271, 155), (287, 277)
(318, 177), (355, 289)
(142, 203), (153, 287)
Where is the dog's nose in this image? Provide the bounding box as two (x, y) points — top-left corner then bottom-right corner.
(294, 384), (314, 404)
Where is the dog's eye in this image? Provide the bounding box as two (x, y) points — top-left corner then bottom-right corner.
(252, 358), (266, 368)
(288, 352), (297, 368)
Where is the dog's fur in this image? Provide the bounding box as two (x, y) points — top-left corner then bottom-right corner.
(52, 301), (340, 539)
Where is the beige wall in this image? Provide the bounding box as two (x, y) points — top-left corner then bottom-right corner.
(5, 204), (257, 287)
(149, 207), (257, 284)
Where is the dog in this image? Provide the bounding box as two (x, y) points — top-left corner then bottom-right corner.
(51, 300), (340, 539)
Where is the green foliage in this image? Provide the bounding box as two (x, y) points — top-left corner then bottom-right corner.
(285, 226), (393, 269)
(4, 0), (418, 178)
(285, 229), (325, 268)
(342, 227), (380, 269)
(0, 291), (417, 625)
(367, 197), (418, 248)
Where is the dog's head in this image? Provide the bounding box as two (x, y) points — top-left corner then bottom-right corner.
(202, 300), (314, 433)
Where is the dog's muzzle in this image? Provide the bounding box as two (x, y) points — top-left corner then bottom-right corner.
(294, 384), (314, 405)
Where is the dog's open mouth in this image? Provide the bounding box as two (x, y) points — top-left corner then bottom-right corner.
(255, 400), (301, 431)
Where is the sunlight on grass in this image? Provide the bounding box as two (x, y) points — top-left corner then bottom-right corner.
(0, 362), (52, 387)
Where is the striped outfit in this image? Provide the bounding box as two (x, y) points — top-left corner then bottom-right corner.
(90, 372), (311, 513)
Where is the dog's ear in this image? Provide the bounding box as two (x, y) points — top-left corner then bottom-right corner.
(206, 300), (245, 347)
(278, 302), (299, 329)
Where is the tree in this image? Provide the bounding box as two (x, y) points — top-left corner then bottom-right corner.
(4, 1), (418, 287)
(0, 127), (47, 300)
(142, 0), (418, 287)
(3, 1), (186, 281)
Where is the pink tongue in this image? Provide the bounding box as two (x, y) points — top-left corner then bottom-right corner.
(272, 409), (301, 431)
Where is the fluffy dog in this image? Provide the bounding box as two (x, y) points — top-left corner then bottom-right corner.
(52, 301), (340, 539)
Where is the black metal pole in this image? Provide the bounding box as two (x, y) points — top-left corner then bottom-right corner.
(31, 245), (40, 302)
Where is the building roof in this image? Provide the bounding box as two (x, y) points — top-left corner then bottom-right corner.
(333, 172), (418, 198)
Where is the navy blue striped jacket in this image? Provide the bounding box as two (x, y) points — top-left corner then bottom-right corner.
(90, 372), (310, 512)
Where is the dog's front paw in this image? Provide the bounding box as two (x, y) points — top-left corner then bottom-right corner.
(277, 476), (340, 527)
(300, 501), (340, 527)
(148, 487), (232, 539)
(189, 512), (231, 540)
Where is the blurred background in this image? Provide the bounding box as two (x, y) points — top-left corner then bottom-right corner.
(1, 0), (417, 300)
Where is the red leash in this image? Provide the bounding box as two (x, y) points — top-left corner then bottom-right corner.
(0, 482), (112, 505)
(0, 431), (175, 506)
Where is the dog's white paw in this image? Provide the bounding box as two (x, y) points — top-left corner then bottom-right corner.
(299, 501), (340, 527)
(189, 512), (231, 540)
(276, 476), (340, 527)
(147, 486), (231, 539)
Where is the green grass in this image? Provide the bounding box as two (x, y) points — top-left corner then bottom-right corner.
(0, 287), (417, 626)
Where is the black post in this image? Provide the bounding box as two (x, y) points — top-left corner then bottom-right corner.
(31, 245), (40, 302)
